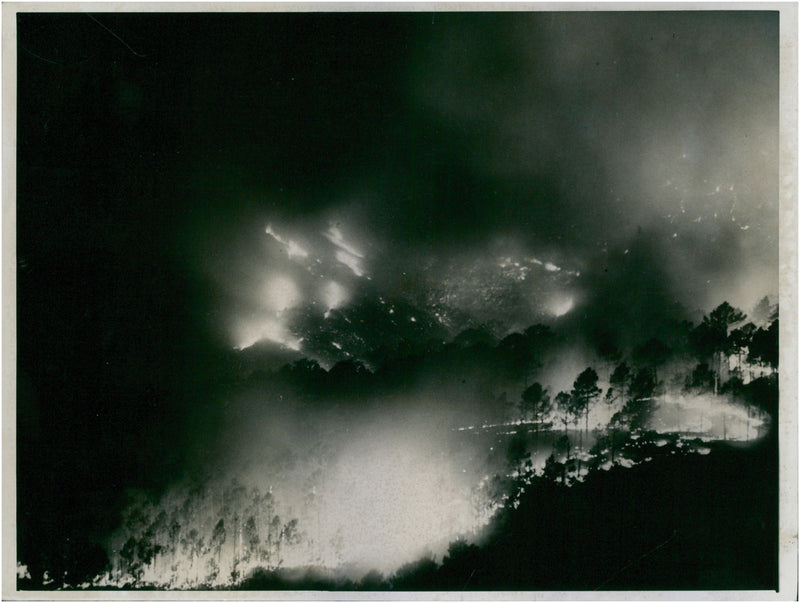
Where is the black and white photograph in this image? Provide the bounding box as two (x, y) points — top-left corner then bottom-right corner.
(7, 5), (797, 595)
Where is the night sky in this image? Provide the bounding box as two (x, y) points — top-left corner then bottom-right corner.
(16, 10), (779, 587)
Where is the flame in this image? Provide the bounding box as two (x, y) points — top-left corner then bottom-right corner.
(265, 224), (309, 260)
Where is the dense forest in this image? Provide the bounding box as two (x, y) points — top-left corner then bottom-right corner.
(18, 297), (778, 591)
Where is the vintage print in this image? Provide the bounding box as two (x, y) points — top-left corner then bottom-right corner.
(11, 9), (789, 594)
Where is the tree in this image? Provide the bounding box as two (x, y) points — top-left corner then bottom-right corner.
(543, 452), (566, 484)
(521, 382), (552, 449)
(119, 537), (139, 584)
(624, 368), (657, 431)
(604, 363), (630, 462)
(243, 515), (259, 564)
(728, 322), (756, 378)
(571, 368), (601, 441)
(687, 362), (714, 392)
(690, 302), (746, 394)
(554, 391), (573, 473)
(192, 536), (205, 586)
(280, 518), (301, 546)
(211, 519), (226, 575)
(179, 528), (200, 587)
(454, 327), (496, 348)
(570, 368), (601, 475)
(606, 411), (630, 463)
(708, 301), (747, 333)
(689, 321), (719, 369)
(555, 391), (572, 436)
(268, 515), (282, 568)
(749, 318), (778, 372)
(168, 518), (181, 576)
(606, 362), (631, 406)
(553, 436), (572, 483)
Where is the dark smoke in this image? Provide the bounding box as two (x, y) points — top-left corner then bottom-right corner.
(15, 10), (778, 588)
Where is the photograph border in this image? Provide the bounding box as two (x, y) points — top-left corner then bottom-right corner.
(3, 3), (797, 599)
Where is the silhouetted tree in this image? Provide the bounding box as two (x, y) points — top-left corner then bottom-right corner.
(243, 516), (259, 564)
(606, 362), (631, 406)
(687, 362), (714, 392)
(553, 436), (571, 484)
(571, 368), (601, 441)
(604, 363), (630, 461)
(555, 391), (572, 437)
(692, 302), (746, 393)
(749, 318), (778, 372)
(569, 368), (600, 474)
(267, 515), (282, 569)
(280, 519), (301, 546)
(606, 411), (630, 462)
(728, 322), (756, 378)
(543, 452), (565, 484)
(119, 537), (138, 584)
(521, 382), (551, 449)
(391, 555), (439, 590)
(211, 519), (226, 573)
(624, 368), (657, 431)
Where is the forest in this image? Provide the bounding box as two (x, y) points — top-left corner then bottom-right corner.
(15, 9), (783, 596)
(18, 296), (778, 591)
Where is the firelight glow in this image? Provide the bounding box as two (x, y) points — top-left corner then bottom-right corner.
(100, 395), (499, 588)
(323, 225), (364, 259)
(265, 224), (309, 260)
(233, 317), (302, 351)
(322, 281), (348, 318)
(263, 275), (301, 313)
(18, 11), (781, 593)
(99, 377), (771, 588)
(335, 249), (365, 277)
(548, 295), (575, 317)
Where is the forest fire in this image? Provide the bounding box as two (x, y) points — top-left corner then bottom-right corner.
(96, 397), (501, 588)
(95, 372), (772, 589)
(15, 10), (784, 594)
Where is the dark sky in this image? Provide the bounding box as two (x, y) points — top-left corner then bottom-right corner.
(15, 10), (779, 581)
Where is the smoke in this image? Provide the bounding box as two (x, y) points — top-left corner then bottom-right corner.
(101, 344), (772, 587)
(351, 11), (777, 317)
(197, 12), (777, 358)
(102, 374), (507, 586)
(15, 11), (779, 590)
